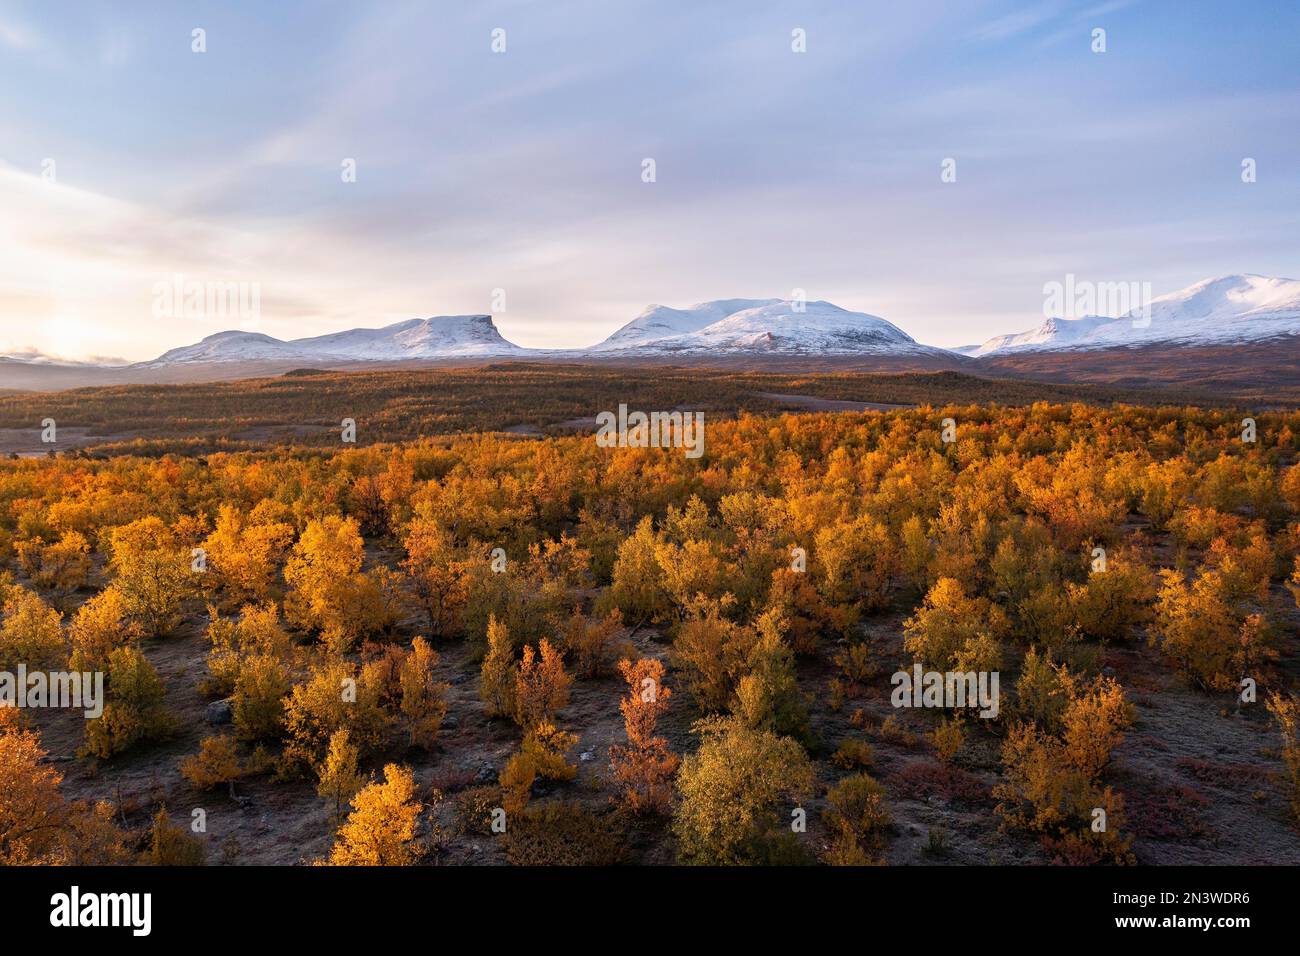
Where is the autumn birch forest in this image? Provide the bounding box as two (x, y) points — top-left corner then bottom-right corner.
(1, 369), (1298, 867)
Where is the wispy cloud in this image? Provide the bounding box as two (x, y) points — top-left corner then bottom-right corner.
(0, 0), (1297, 359)
(0, 13), (40, 50)
(971, 1), (1069, 42)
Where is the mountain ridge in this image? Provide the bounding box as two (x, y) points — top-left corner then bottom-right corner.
(6, 275), (1300, 380)
(971, 273), (1300, 355)
(141, 315), (523, 367)
(591, 298), (949, 356)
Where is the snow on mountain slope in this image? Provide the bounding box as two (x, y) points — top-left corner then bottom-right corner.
(593, 299), (781, 350)
(975, 275), (1300, 355)
(1088, 274), (1300, 347)
(1155, 273), (1300, 323)
(291, 315), (523, 359)
(1, 349), (125, 368)
(144, 315), (524, 366)
(600, 299), (945, 355)
(972, 315), (1119, 356)
(146, 331), (309, 366)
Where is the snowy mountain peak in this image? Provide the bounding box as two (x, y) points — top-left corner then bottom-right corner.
(971, 314), (1118, 356)
(148, 331), (304, 365)
(973, 274), (1300, 354)
(594, 297), (939, 355)
(1137, 274), (1300, 325)
(202, 330), (281, 343)
(595, 298), (781, 349)
(144, 315), (523, 366)
(291, 314), (520, 360)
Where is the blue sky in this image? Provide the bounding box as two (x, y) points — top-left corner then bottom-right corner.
(1, 0), (1298, 360)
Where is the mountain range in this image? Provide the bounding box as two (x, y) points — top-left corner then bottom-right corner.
(3, 274), (1298, 391)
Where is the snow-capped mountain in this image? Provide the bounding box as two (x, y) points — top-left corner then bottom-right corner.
(147, 331), (311, 365)
(594, 299), (947, 356)
(290, 315), (522, 360)
(974, 275), (1300, 355)
(0, 349), (127, 368)
(144, 315), (524, 366)
(971, 315), (1119, 356)
(593, 299), (780, 350)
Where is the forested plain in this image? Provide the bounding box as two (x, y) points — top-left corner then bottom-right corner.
(1, 367), (1298, 865)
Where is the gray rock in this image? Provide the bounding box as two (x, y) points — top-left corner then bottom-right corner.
(579, 750), (596, 762)
(206, 699), (233, 725)
(474, 763), (496, 784)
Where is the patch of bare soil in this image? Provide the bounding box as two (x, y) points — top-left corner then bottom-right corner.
(0, 427), (104, 457)
(1106, 635), (1300, 865)
(553, 417), (598, 431)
